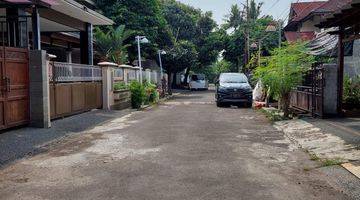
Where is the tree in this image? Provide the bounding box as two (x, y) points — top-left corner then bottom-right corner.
(222, 28), (245, 72)
(249, 0), (263, 21)
(161, 40), (198, 93)
(254, 42), (315, 117)
(222, 2), (279, 73)
(161, 1), (222, 84)
(195, 60), (231, 83)
(95, 0), (173, 61)
(224, 4), (244, 31)
(160, 0), (200, 42)
(94, 25), (133, 64)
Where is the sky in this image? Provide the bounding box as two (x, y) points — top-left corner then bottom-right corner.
(177, 0), (300, 25)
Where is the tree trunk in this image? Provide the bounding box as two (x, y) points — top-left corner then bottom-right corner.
(172, 73), (177, 89)
(265, 87), (271, 107)
(281, 93), (291, 118)
(167, 71), (172, 95)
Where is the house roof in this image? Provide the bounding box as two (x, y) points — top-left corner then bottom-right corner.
(314, 0), (352, 13)
(317, 0), (360, 30)
(284, 31), (316, 42)
(2, 0), (57, 6)
(289, 1), (326, 22)
(1, 0), (113, 26)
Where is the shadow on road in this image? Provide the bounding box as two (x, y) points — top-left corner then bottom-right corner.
(0, 109), (132, 168)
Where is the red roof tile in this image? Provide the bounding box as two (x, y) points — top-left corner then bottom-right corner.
(290, 1), (326, 22)
(315, 0), (352, 13)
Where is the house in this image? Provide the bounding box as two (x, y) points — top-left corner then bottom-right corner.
(317, 0), (360, 114)
(284, 0), (351, 42)
(0, 0), (113, 130)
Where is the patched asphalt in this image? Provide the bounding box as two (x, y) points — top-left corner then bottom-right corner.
(0, 90), (356, 200)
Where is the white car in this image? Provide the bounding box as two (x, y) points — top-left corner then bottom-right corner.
(189, 74), (208, 90)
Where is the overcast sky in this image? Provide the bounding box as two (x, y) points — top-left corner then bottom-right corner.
(177, 0), (306, 25)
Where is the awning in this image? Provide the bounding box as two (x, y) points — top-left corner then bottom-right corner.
(2, 0), (113, 26)
(50, 0), (113, 26)
(2, 0), (57, 6)
(307, 28), (353, 57)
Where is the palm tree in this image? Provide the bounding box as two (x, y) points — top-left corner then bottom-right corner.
(94, 25), (133, 64)
(224, 4), (244, 31)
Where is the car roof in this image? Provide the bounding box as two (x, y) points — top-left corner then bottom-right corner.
(220, 73), (246, 76)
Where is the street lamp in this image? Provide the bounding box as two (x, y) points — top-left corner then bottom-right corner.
(158, 50), (166, 79)
(135, 36), (149, 84)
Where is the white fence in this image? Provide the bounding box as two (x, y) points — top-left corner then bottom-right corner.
(49, 62), (164, 85)
(49, 62), (102, 82)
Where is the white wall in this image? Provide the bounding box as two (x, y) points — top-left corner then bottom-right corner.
(299, 16), (322, 33)
(344, 39), (360, 78)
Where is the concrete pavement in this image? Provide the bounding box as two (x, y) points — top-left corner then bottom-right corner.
(0, 90), (356, 199)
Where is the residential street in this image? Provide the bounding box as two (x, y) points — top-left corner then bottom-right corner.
(0, 90), (354, 200)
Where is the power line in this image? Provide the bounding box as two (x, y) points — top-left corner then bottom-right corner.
(266, 0), (281, 14)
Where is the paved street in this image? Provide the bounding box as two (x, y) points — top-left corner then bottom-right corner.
(0, 90), (354, 200)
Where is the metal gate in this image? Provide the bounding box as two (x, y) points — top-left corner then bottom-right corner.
(49, 62), (102, 119)
(0, 46), (29, 129)
(290, 64), (325, 117)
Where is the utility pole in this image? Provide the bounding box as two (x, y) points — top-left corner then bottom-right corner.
(243, 0), (250, 72)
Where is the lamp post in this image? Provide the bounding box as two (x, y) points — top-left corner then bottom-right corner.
(158, 50), (167, 97)
(135, 36), (149, 84)
(158, 50), (166, 79)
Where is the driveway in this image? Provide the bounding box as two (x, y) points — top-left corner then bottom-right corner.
(0, 90), (353, 200)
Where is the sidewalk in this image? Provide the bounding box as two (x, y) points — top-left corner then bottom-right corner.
(274, 117), (360, 199)
(306, 118), (360, 146)
(274, 118), (360, 162)
(0, 109), (132, 167)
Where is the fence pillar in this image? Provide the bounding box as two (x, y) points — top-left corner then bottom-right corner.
(99, 62), (117, 110)
(29, 50), (51, 128)
(123, 68), (128, 84)
(135, 68), (140, 82)
(153, 70), (158, 84)
(146, 69), (151, 83)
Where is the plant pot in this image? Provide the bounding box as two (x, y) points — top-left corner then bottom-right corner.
(114, 89), (130, 101)
(114, 92), (121, 100)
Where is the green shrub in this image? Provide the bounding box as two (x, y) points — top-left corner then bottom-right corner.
(130, 80), (146, 109)
(254, 42), (315, 117)
(144, 82), (159, 104)
(113, 82), (128, 91)
(343, 75), (360, 108)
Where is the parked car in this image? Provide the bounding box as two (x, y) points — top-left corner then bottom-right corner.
(215, 73), (253, 107)
(189, 74), (208, 90)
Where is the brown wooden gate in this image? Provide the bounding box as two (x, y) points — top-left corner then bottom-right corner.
(0, 47), (29, 130)
(290, 64), (324, 117)
(49, 62), (102, 119)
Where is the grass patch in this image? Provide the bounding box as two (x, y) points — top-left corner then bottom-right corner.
(309, 153), (320, 161)
(259, 108), (288, 121)
(305, 150), (344, 167)
(303, 166), (311, 172)
(320, 158), (344, 167)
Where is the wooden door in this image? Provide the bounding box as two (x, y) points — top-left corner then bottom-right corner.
(0, 46), (29, 130)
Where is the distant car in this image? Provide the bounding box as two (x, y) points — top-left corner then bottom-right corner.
(189, 74), (208, 90)
(215, 73), (253, 107)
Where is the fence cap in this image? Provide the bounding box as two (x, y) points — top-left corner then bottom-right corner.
(98, 62), (118, 67)
(118, 64), (135, 69)
(47, 53), (57, 60)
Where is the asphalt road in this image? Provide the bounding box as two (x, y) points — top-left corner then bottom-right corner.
(0, 90), (352, 200)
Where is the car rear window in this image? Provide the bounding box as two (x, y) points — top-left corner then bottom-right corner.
(191, 74), (205, 81)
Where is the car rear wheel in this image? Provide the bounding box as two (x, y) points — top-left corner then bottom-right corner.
(216, 101), (224, 107)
